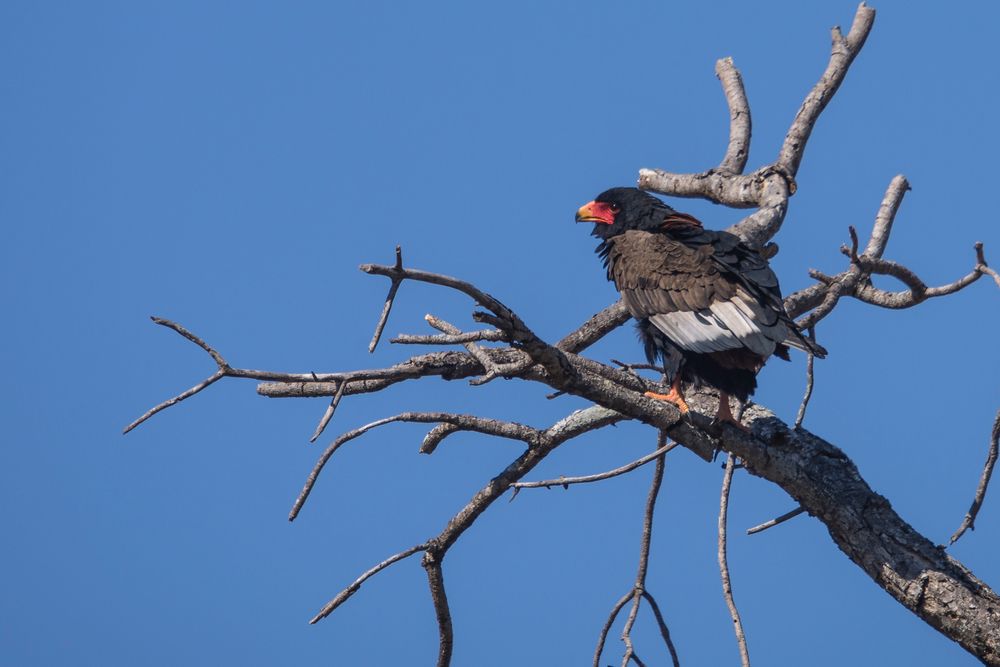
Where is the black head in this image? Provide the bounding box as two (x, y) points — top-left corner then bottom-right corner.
(575, 187), (674, 240)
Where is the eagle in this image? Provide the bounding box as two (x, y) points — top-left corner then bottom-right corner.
(576, 187), (825, 425)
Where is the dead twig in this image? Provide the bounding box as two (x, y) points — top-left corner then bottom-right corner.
(510, 439), (677, 495)
(593, 432), (679, 667)
(793, 327), (817, 429)
(593, 593), (632, 667)
(949, 410), (1000, 545)
(747, 506), (806, 536)
(719, 453), (750, 667)
(367, 245), (404, 353)
(309, 379), (347, 443)
(290, 412), (542, 521)
(308, 542), (428, 623)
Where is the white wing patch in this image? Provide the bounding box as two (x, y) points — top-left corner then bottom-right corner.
(649, 289), (788, 356)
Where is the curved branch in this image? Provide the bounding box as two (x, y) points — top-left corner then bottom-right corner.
(593, 593), (632, 667)
(511, 439), (678, 493)
(423, 552), (453, 667)
(308, 542), (428, 624)
(716, 56), (752, 174)
(776, 2), (876, 177)
(289, 412), (542, 521)
(718, 454), (750, 667)
(640, 4), (875, 248)
(950, 410), (1000, 545)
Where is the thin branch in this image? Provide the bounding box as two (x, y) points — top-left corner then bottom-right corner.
(622, 442), (668, 667)
(642, 591), (681, 667)
(620, 592), (643, 667)
(746, 506), (806, 536)
(718, 454), (750, 667)
(949, 409), (1000, 545)
(309, 379), (347, 443)
(424, 314), (531, 385)
(123, 317), (232, 434)
(510, 439), (678, 493)
(629, 651), (648, 667)
(308, 542), (428, 624)
(123, 368), (226, 434)
(793, 327), (817, 429)
(290, 412), (541, 521)
(593, 593), (632, 667)
(591, 432), (677, 667)
(360, 258), (534, 344)
(787, 176), (999, 330)
(423, 552), (453, 667)
(367, 245), (404, 353)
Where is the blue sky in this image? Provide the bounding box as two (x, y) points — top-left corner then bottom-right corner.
(2, 1), (998, 665)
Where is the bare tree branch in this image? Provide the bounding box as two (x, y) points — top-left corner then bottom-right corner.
(423, 551), (453, 667)
(776, 2), (876, 178)
(424, 313), (531, 385)
(308, 542), (428, 624)
(289, 412), (542, 521)
(950, 409), (1000, 545)
(590, 432), (681, 667)
(594, 593), (632, 667)
(716, 56), (751, 175)
(309, 379), (346, 443)
(367, 245), (404, 353)
(718, 453), (750, 667)
(642, 590), (681, 667)
(793, 327), (817, 429)
(511, 439), (678, 494)
(391, 329), (507, 345)
(640, 3), (876, 248)
(746, 506), (806, 536)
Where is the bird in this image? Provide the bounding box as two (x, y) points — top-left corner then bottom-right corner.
(575, 186), (825, 426)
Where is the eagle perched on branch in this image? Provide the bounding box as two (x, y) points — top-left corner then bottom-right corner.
(576, 187), (825, 425)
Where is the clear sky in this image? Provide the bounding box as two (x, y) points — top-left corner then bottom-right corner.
(2, 1), (998, 665)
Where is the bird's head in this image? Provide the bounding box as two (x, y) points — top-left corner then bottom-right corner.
(575, 187), (675, 240)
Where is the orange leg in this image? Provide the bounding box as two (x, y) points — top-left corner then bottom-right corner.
(644, 374), (690, 414)
(714, 392), (749, 432)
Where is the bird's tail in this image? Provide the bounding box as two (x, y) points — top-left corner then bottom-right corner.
(783, 326), (827, 358)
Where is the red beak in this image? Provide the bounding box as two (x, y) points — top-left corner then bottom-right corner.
(575, 200), (616, 225)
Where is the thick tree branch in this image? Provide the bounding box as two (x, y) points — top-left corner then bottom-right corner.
(290, 412), (543, 521)
(130, 247), (1000, 664)
(716, 56), (751, 175)
(776, 2), (876, 178)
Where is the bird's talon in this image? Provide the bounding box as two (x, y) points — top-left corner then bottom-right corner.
(643, 390), (690, 414)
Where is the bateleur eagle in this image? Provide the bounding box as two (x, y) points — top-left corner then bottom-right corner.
(576, 187), (825, 424)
